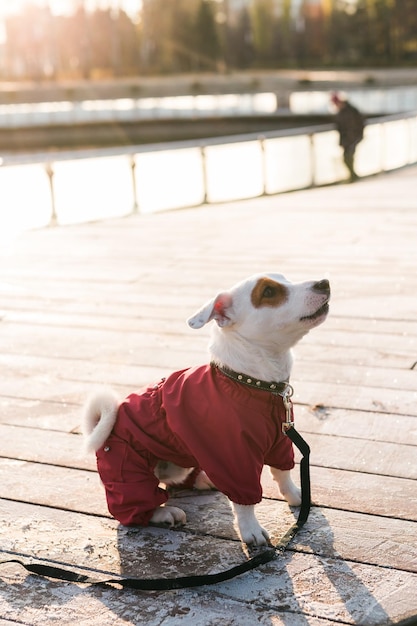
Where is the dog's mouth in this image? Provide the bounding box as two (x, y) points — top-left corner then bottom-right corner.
(300, 301), (329, 321)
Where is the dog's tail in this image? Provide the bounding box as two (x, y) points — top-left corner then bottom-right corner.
(82, 389), (120, 453)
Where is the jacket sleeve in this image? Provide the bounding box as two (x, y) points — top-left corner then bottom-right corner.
(264, 432), (295, 471)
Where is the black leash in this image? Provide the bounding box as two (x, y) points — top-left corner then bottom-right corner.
(1, 427), (310, 590)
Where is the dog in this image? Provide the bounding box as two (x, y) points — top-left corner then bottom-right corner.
(83, 273), (330, 546)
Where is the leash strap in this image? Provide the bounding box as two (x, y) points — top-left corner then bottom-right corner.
(1, 427), (310, 590)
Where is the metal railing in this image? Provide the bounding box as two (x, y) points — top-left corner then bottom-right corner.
(1, 110), (416, 234)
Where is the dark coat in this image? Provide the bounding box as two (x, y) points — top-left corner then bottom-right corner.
(335, 101), (364, 149)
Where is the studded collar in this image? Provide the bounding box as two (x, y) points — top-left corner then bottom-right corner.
(212, 362), (291, 396)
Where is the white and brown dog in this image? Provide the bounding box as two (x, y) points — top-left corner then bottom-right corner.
(83, 273), (330, 545)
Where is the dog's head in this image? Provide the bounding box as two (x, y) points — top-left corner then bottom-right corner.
(187, 273), (330, 350)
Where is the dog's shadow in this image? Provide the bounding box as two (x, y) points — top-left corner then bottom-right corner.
(114, 490), (245, 582)
(114, 491), (390, 625)
(259, 501), (391, 625)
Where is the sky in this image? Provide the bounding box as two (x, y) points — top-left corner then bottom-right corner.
(0, 0), (142, 18)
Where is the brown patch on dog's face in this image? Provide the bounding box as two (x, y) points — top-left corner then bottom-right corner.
(251, 278), (288, 308)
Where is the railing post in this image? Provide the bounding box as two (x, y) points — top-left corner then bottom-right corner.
(130, 154), (139, 213)
(259, 135), (267, 196)
(45, 163), (57, 226)
(380, 123), (386, 172)
(309, 133), (316, 188)
(200, 144), (208, 205)
(407, 117), (414, 165)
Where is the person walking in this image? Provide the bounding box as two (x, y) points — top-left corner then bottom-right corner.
(331, 92), (365, 182)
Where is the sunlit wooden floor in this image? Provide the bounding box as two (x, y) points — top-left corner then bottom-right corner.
(0, 165), (416, 625)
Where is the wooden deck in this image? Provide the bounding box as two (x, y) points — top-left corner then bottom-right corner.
(1, 165), (416, 625)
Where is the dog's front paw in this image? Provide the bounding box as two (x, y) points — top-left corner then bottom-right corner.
(232, 503), (270, 546)
(239, 522), (270, 546)
(282, 485), (302, 507)
(270, 468), (302, 507)
(150, 505), (186, 528)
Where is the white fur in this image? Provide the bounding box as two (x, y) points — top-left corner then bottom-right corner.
(188, 272), (329, 382)
(83, 272), (329, 545)
(187, 272), (329, 544)
(232, 503), (270, 545)
(82, 388), (120, 454)
(149, 505), (187, 527)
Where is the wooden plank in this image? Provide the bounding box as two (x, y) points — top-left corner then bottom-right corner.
(261, 466), (417, 522)
(311, 294), (417, 320)
(0, 354), (417, 416)
(1, 423), (415, 480)
(0, 352), (202, 391)
(1, 458), (416, 522)
(0, 323), (205, 363)
(2, 395), (416, 450)
(0, 397), (82, 432)
(293, 360), (417, 392)
(0, 425), (94, 470)
(3, 293), (417, 339)
(302, 326), (417, 354)
(2, 497), (417, 574)
(295, 405), (417, 446)
(0, 497), (251, 574)
(0, 501), (250, 581)
(170, 494), (417, 573)
(288, 505), (417, 573)
(210, 552), (417, 626)
(294, 380), (417, 417)
(0, 559), (357, 626)
(3, 304), (417, 338)
(1, 344), (416, 419)
(299, 433), (417, 479)
(309, 464), (417, 521)
(2, 338), (417, 392)
(1, 549), (415, 626)
(3, 315), (417, 357)
(1, 233), (416, 283)
(2, 269), (416, 308)
(293, 343), (414, 370)
(2, 460), (219, 519)
(327, 316), (417, 336)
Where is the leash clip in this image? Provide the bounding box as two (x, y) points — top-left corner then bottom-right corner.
(282, 383), (294, 434)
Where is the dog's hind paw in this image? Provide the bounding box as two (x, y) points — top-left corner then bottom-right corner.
(193, 470), (216, 491)
(150, 505), (186, 528)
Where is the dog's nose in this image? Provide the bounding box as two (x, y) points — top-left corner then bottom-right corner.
(312, 279), (330, 294)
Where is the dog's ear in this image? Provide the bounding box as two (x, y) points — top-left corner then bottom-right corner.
(187, 292), (234, 329)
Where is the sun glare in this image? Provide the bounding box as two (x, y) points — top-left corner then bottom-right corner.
(0, 1), (141, 18)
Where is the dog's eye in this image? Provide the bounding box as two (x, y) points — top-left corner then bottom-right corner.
(262, 286), (276, 298)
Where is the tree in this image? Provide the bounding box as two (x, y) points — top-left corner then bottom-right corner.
(2, 0), (417, 81)
(251, 0), (277, 66)
(227, 7), (254, 69)
(193, 0), (221, 71)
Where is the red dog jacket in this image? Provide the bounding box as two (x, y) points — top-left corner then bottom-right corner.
(96, 364), (295, 526)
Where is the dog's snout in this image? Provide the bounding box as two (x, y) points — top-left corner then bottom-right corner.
(312, 279), (330, 294)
